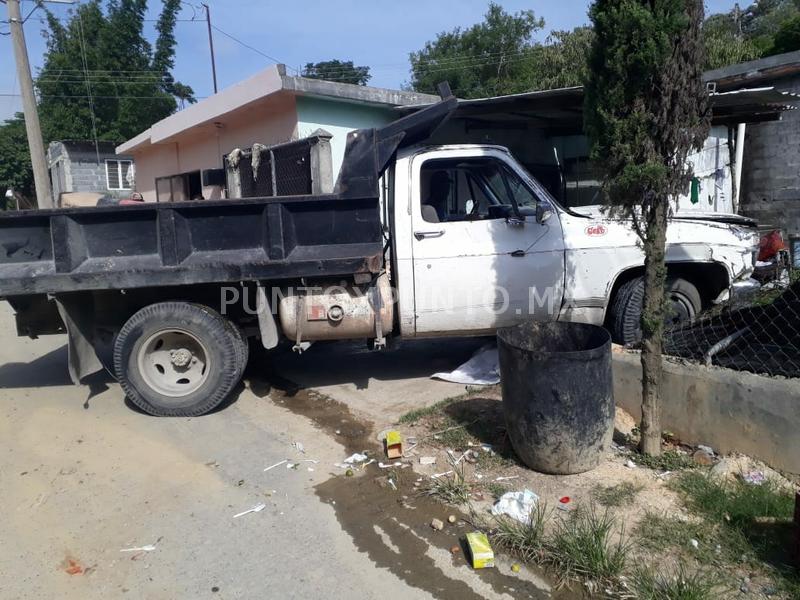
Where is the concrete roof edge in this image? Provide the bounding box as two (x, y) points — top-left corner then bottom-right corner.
(280, 74), (440, 107)
(117, 129), (152, 154)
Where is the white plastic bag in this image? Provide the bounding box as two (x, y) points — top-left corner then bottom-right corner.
(491, 489), (540, 524)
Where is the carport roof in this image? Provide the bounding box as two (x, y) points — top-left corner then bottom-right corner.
(399, 84), (800, 131)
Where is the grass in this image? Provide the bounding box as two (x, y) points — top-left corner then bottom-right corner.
(492, 502), (549, 563)
(672, 471), (795, 526)
(592, 482), (644, 508)
(398, 396), (461, 425)
(630, 449), (697, 472)
(634, 510), (741, 566)
(398, 387), (494, 426)
(485, 482), (510, 499)
(419, 463), (471, 505)
(545, 504), (631, 585)
(630, 562), (725, 600)
(660, 471), (800, 596)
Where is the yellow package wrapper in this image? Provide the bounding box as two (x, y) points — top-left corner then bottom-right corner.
(465, 532), (494, 569)
(384, 430), (403, 459)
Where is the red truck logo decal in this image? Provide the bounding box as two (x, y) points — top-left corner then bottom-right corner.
(585, 224), (608, 237)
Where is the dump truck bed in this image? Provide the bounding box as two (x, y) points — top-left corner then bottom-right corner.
(0, 87), (457, 299)
(0, 193), (383, 297)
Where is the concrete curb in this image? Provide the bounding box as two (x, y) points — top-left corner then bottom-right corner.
(613, 350), (800, 475)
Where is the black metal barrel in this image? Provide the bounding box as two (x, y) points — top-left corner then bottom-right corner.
(497, 321), (614, 475)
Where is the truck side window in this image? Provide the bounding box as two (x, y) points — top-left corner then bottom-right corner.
(420, 158), (537, 223)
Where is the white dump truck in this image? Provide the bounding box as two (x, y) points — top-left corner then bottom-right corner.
(0, 90), (758, 416)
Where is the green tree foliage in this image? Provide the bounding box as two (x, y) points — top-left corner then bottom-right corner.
(522, 27), (594, 90)
(0, 115), (34, 200)
(409, 3), (544, 98)
(36, 0), (193, 143)
(301, 60), (371, 85)
(771, 14), (800, 53)
(703, 0), (800, 68)
(0, 0), (191, 204)
(584, 0), (710, 456)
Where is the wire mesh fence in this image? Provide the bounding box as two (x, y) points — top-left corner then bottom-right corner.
(228, 136), (317, 198)
(664, 260), (800, 379)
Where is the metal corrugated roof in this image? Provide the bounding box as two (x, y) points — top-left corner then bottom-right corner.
(400, 85), (800, 128)
(710, 86), (800, 107)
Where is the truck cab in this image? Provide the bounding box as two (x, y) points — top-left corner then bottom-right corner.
(386, 143), (758, 343)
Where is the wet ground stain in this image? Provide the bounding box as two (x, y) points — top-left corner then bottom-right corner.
(247, 363), (561, 600)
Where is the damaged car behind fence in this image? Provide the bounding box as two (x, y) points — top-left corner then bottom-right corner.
(0, 85), (759, 416)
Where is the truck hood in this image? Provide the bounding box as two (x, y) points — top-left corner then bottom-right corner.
(566, 206), (757, 228)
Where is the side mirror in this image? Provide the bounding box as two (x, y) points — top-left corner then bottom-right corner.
(536, 202), (554, 225)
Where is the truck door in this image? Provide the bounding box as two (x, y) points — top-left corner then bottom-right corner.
(410, 149), (565, 336)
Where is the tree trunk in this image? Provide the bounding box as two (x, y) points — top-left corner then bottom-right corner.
(639, 199), (669, 456)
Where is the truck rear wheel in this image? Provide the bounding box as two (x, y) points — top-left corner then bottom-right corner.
(609, 276), (701, 345)
(113, 302), (245, 416)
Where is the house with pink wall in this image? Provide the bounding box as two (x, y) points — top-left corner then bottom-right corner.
(116, 64), (437, 202)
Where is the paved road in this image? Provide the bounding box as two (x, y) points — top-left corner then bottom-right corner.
(0, 306), (546, 599)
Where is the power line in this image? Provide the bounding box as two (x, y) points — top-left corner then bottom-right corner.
(1, 92), (209, 99)
(210, 24), (293, 72)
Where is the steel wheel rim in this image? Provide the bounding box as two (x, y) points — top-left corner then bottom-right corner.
(665, 293), (695, 327)
(136, 329), (210, 398)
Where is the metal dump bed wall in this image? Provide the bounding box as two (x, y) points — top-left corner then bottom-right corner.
(0, 194), (383, 297)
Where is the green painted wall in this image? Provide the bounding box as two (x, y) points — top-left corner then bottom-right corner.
(295, 96), (395, 179)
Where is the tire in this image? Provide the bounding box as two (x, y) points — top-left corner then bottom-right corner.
(609, 277), (701, 345)
(113, 302), (243, 417)
(223, 315), (249, 379)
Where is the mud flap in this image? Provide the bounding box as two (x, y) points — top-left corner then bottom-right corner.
(55, 296), (107, 384)
(256, 284), (279, 349)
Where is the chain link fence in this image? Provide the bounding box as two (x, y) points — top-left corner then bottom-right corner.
(664, 251), (800, 378)
(226, 133), (332, 199)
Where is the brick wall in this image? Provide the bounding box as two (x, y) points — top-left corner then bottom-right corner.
(740, 74), (800, 240)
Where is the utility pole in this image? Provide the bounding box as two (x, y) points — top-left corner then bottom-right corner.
(5, 0), (54, 209)
(202, 3), (218, 94)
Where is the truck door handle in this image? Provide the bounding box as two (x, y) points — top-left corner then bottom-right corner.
(414, 230), (445, 240)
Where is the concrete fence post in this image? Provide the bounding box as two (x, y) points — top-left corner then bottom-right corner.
(308, 128), (334, 195)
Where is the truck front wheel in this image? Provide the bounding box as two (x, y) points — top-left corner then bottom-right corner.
(113, 302), (245, 416)
(609, 277), (701, 345)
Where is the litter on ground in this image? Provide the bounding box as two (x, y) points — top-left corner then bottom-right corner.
(742, 470), (766, 485)
(431, 343), (500, 385)
(263, 459), (288, 472)
(384, 430), (403, 459)
(491, 489), (540, 524)
(419, 456), (436, 465)
(120, 544), (156, 553)
(465, 531), (495, 569)
(233, 503), (267, 518)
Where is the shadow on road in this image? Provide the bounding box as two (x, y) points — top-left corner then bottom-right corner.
(255, 337), (489, 392)
(0, 345), (74, 388)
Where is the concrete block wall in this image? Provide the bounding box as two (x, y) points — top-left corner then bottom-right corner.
(70, 161), (108, 193)
(741, 74), (800, 242)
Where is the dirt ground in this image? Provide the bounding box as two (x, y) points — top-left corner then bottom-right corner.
(1, 300), (797, 599)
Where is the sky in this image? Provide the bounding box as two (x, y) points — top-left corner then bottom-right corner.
(1, 0), (743, 122)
